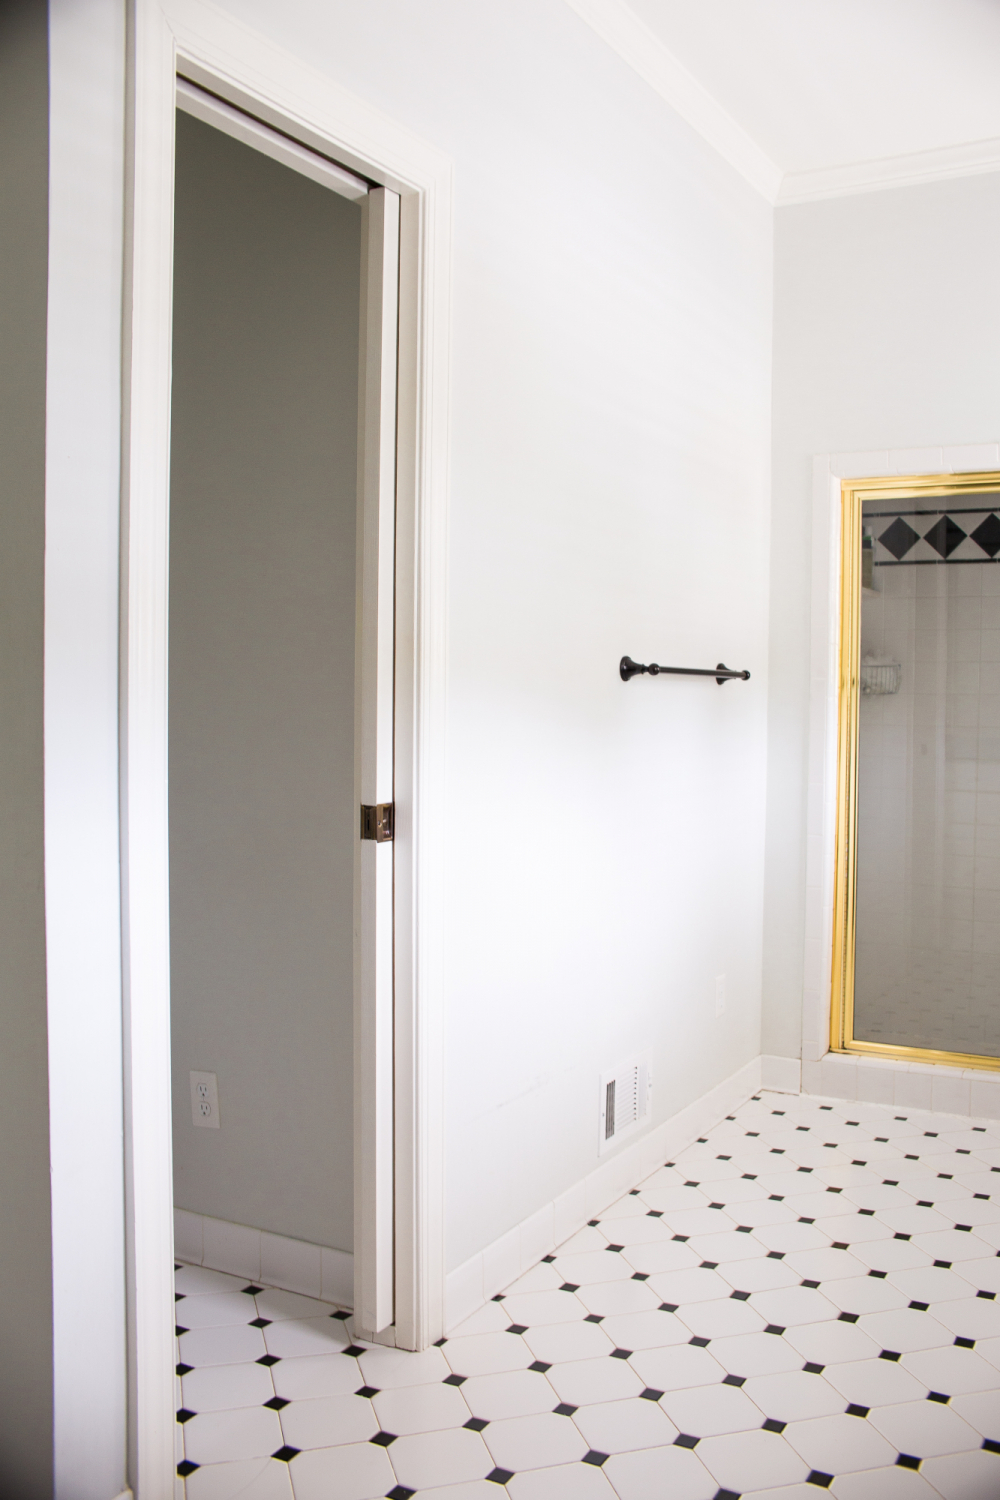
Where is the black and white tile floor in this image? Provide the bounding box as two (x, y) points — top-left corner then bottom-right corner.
(175, 1089), (1000, 1499)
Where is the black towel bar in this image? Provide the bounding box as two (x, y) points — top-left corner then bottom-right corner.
(620, 655), (750, 685)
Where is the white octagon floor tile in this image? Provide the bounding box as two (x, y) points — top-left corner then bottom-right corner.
(182, 1361), (274, 1414)
(440, 1331), (532, 1378)
(685, 1230), (769, 1264)
(921, 1447), (1000, 1500)
(627, 1343), (726, 1392)
(747, 1286), (839, 1327)
(903, 1344), (1000, 1394)
(933, 1296), (1000, 1341)
(696, 1427), (809, 1491)
(279, 1394), (377, 1451)
(185, 1458), (294, 1500)
(606, 1213), (680, 1246)
(950, 1387), (1000, 1439)
(358, 1344), (450, 1389)
(783, 1247), (866, 1282)
(618, 1240), (699, 1276)
(183, 1407), (284, 1466)
(172, 1092), (1000, 1498)
(460, 1369), (559, 1421)
(822, 1357), (926, 1408)
(175, 1265), (249, 1297)
(370, 1381), (470, 1438)
(179, 1323), (267, 1369)
(602, 1442), (717, 1500)
(500, 1289), (588, 1328)
(783, 1411), (897, 1474)
(677, 1296), (766, 1340)
(262, 1318), (352, 1361)
(505, 1260), (565, 1292)
(784, 1320), (880, 1366)
(571, 1395), (677, 1453)
(254, 1291), (337, 1324)
(271, 1353), (364, 1402)
(821, 1275), (909, 1316)
(956, 1257), (1000, 1296)
(552, 1250), (634, 1286)
(645, 1266), (732, 1305)
(887, 1266), (977, 1303)
(287, 1440), (396, 1500)
(868, 1397), (981, 1459)
(706, 1331), (805, 1378)
(177, 1292), (257, 1331)
(829, 1465), (942, 1499)
(446, 1301), (512, 1338)
(414, 1484), (510, 1500)
(742, 1369), (846, 1422)
(857, 1308), (951, 1354)
(387, 1426), (493, 1489)
(483, 1410), (587, 1470)
(573, 1279), (659, 1318)
(506, 1459), (618, 1498)
(660, 1380), (765, 1436)
(521, 1320), (614, 1365)
(545, 1354), (643, 1406)
(596, 1308), (689, 1351)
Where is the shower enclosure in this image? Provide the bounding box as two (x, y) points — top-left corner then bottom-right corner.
(833, 471), (1000, 1068)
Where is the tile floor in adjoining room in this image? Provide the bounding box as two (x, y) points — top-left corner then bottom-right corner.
(174, 1089), (1000, 1500)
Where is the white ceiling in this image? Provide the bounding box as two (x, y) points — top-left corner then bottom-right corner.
(567, 0), (1000, 202)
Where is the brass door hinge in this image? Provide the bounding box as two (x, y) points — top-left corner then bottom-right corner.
(360, 803), (394, 843)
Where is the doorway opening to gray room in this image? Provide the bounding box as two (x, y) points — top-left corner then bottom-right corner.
(167, 84), (398, 1338)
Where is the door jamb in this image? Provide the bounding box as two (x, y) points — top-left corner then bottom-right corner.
(123, 2), (451, 1491)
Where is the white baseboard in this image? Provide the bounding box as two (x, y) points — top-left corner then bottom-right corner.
(174, 1208), (353, 1308)
(761, 1054), (802, 1094)
(444, 1055), (763, 1333)
(803, 1051), (1000, 1120)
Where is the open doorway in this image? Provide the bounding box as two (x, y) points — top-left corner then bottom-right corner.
(167, 85), (397, 1335)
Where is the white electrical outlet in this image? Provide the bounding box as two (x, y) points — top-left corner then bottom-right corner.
(190, 1070), (220, 1129)
(715, 974), (726, 1017)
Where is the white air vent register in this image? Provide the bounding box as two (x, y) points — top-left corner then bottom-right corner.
(599, 1055), (651, 1155)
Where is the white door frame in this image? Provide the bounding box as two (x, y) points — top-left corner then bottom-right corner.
(123, 2), (451, 1492)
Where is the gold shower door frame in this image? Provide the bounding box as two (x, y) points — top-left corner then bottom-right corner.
(832, 469), (1000, 1071)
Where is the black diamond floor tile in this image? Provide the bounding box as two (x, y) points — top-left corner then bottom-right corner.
(583, 1450), (609, 1465)
(486, 1468), (514, 1484)
(272, 1446), (300, 1463)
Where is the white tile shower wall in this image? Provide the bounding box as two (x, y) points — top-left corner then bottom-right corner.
(173, 1209), (353, 1308)
(444, 1056), (762, 1331)
(802, 1049), (1000, 1119)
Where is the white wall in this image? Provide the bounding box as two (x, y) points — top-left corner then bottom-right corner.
(169, 115), (359, 1253)
(215, 0), (774, 1277)
(767, 171), (1000, 1063)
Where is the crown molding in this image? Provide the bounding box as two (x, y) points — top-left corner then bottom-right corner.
(778, 135), (1000, 205)
(564, 0), (782, 203)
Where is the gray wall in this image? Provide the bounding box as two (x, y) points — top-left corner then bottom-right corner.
(0, 0), (54, 1493)
(765, 172), (1000, 1059)
(169, 114), (360, 1251)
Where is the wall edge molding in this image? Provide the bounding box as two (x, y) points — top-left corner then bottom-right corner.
(779, 136), (1000, 206)
(444, 1055), (763, 1333)
(563, 0), (781, 202)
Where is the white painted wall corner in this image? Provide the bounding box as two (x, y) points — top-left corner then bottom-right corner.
(173, 1208), (353, 1308)
(444, 1055), (762, 1332)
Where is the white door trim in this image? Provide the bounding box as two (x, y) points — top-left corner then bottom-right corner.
(124, 4), (451, 1491)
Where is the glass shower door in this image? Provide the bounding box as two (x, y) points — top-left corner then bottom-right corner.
(835, 473), (1000, 1067)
